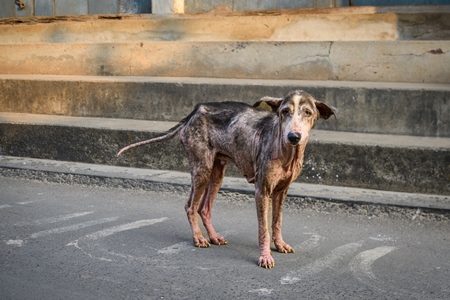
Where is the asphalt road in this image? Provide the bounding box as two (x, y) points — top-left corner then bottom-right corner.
(1, 177), (449, 300)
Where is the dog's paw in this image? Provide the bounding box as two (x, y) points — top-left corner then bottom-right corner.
(275, 243), (295, 254)
(258, 254), (275, 269)
(273, 239), (295, 254)
(193, 236), (211, 248)
(210, 235), (228, 246)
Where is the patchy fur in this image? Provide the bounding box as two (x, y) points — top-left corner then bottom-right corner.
(118, 90), (337, 269)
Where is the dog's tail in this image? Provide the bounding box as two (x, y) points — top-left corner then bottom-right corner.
(117, 122), (184, 156)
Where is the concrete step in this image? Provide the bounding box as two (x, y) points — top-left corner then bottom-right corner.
(1, 113), (449, 195)
(1, 7), (449, 43)
(1, 41), (448, 83)
(1, 75), (448, 137)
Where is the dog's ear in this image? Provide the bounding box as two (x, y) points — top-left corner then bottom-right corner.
(314, 100), (338, 120)
(253, 96), (283, 112)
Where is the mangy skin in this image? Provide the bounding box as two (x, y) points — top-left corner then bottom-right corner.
(118, 90), (337, 269)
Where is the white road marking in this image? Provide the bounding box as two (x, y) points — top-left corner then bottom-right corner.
(67, 240), (113, 262)
(17, 201), (35, 205)
(36, 211), (95, 225)
(67, 218), (169, 262)
(295, 234), (324, 251)
(158, 241), (191, 254)
(369, 235), (397, 242)
(82, 218), (168, 241)
(280, 242), (363, 285)
(30, 217), (118, 239)
(5, 239), (24, 247)
(0, 202), (36, 209)
(249, 288), (274, 296)
(18, 211), (96, 226)
(348, 246), (418, 297)
(349, 246), (397, 282)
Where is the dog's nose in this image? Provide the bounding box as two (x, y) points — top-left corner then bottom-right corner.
(288, 132), (301, 145)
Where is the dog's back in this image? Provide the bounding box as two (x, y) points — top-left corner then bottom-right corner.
(178, 101), (275, 178)
(185, 101), (270, 127)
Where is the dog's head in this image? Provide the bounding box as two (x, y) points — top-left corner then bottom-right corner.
(254, 90), (337, 146)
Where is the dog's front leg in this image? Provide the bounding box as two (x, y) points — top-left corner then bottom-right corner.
(272, 190), (294, 254)
(255, 189), (274, 269)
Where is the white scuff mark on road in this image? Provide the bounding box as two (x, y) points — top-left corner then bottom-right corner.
(15, 211), (95, 226)
(280, 242), (363, 285)
(295, 234), (324, 251)
(158, 241), (191, 254)
(83, 218), (168, 241)
(34, 211), (95, 225)
(249, 288), (274, 296)
(67, 218), (169, 262)
(369, 235), (397, 242)
(348, 246), (413, 297)
(5, 239), (24, 247)
(0, 204), (12, 209)
(67, 240), (113, 262)
(349, 246), (397, 282)
(17, 201), (35, 205)
(30, 217), (118, 239)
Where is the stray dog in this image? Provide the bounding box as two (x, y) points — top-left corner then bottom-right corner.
(118, 90), (337, 269)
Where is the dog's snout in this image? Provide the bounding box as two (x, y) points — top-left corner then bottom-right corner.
(288, 132), (301, 145)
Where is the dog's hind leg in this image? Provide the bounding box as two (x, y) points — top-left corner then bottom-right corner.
(183, 143), (218, 248)
(198, 158), (228, 246)
(185, 166), (212, 248)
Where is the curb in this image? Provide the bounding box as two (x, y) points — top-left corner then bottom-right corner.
(1, 155), (449, 211)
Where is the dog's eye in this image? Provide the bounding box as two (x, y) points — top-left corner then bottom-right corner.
(304, 109), (312, 116)
(281, 108), (290, 116)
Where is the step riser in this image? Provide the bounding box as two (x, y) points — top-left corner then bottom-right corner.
(1, 77), (448, 137)
(1, 41), (449, 83)
(1, 12), (449, 43)
(0, 124), (448, 195)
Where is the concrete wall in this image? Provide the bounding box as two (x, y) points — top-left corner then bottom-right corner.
(0, 0), (349, 18)
(352, 0), (449, 5)
(0, 0), (152, 18)
(2, 0), (449, 18)
(183, 0), (349, 13)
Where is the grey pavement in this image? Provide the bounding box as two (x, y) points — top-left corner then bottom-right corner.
(0, 176), (449, 299)
(1, 155), (449, 211)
